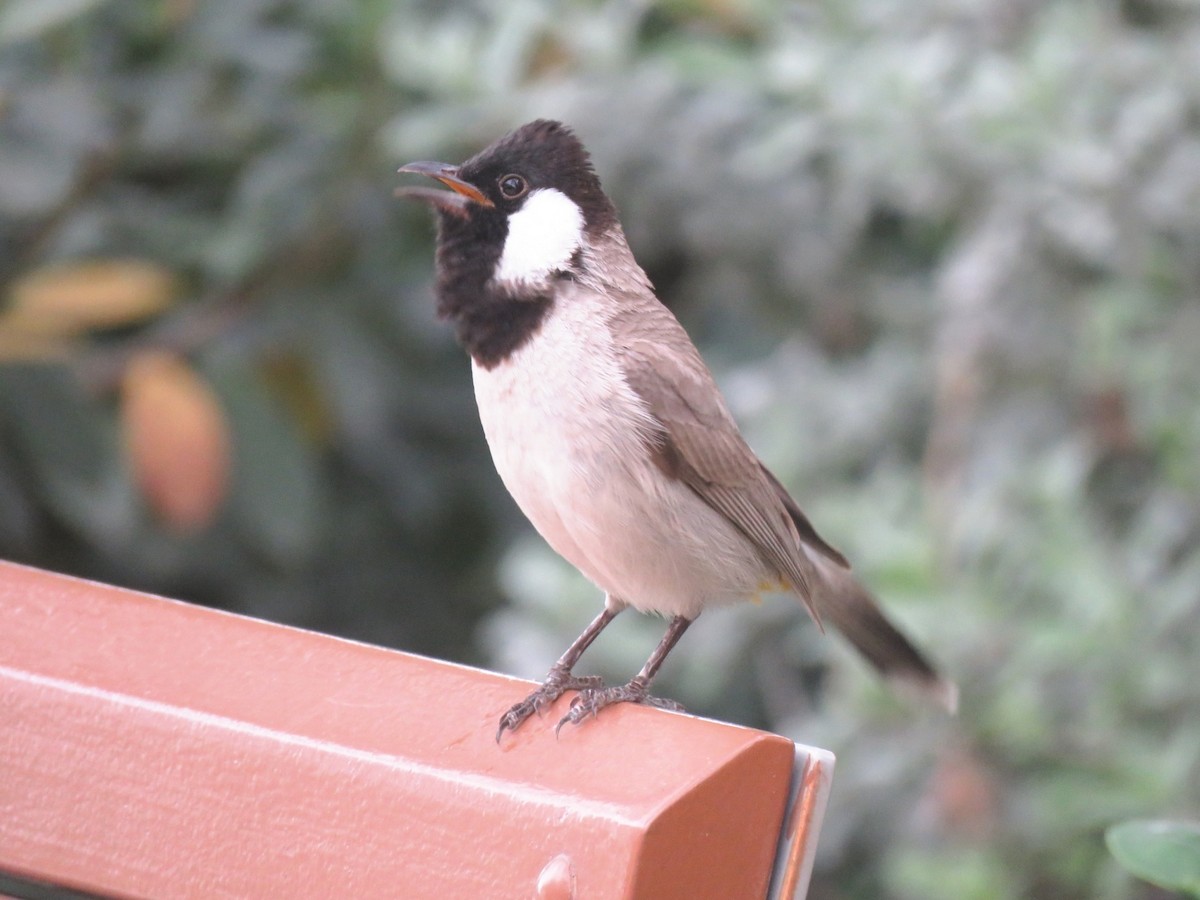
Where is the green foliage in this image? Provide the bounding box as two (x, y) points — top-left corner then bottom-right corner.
(1107, 820), (1200, 897)
(2, 1), (1199, 897)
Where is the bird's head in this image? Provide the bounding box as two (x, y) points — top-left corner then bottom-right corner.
(397, 120), (617, 291)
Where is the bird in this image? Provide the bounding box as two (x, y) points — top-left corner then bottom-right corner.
(397, 119), (957, 739)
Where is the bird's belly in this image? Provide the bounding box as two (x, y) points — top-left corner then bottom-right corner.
(555, 468), (768, 617)
(471, 312), (764, 618)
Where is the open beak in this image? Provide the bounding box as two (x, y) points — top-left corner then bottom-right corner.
(395, 161), (493, 215)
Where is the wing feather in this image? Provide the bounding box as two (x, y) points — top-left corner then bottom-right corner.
(611, 297), (826, 625)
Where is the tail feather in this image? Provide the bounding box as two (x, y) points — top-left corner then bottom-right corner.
(811, 554), (958, 713)
(763, 463), (957, 712)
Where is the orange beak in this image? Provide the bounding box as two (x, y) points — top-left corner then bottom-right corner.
(396, 161), (493, 214)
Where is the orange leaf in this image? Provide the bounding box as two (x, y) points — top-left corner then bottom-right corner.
(5, 259), (177, 336)
(121, 351), (231, 533)
(0, 327), (73, 362)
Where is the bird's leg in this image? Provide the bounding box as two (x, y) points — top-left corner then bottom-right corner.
(496, 606), (620, 740)
(558, 615), (693, 732)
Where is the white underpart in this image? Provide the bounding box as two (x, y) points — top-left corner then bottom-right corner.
(494, 188), (584, 288)
(471, 283), (769, 619)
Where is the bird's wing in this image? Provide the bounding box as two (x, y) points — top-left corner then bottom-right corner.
(608, 291), (957, 711)
(610, 295), (831, 625)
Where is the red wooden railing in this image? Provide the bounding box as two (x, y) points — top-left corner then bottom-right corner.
(0, 561), (833, 899)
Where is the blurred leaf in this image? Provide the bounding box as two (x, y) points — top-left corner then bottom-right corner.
(4, 260), (178, 336)
(885, 845), (1021, 900)
(1106, 819), (1200, 896)
(210, 362), (322, 566)
(259, 351), (331, 445)
(0, 329), (73, 363)
(0, 146), (79, 217)
(121, 350), (231, 533)
(0, 0), (110, 46)
(0, 450), (39, 554)
(0, 365), (135, 545)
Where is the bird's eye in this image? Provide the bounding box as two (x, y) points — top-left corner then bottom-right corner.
(498, 174), (527, 199)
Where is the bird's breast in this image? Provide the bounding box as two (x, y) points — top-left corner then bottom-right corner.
(470, 293), (766, 616)
(471, 293), (656, 520)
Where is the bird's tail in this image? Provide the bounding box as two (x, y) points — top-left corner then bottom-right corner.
(758, 462), (957, 711)
(810, 553), (959, 713)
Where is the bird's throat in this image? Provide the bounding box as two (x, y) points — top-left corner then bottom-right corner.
(449, 288), (553, 370)
(431, 213), (554, 369)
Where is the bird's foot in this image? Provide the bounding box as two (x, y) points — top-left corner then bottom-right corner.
(496, 669), (604, 741)
(556, 678), (685, 734)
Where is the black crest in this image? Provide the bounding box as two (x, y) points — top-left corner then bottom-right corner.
(457, 120), (618, 236)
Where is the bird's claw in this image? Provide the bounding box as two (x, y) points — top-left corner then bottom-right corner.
(495, 671), (604, 741)
(554, 681), (685, 735)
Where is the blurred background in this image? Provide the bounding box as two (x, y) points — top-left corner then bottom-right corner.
(2, 0), (1198, 896)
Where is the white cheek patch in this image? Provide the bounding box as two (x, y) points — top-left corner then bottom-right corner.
(494, 188), (584, 287)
